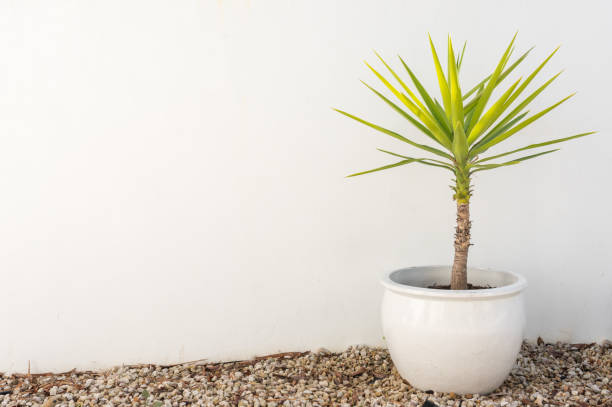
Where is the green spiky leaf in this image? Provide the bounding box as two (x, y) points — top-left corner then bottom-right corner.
(471, 149), (560, 172)
(472, 93), (575, 155)
(374, 51), (430, 115)
(462, 46), (532, 101)
(360, 81), (437, 142)
(347, 159), (415, 177)
(457, 41), (467, 71)
(365, 61), (450, 147)
(467, 33), (517, 134)
(452, 121), (468, 165)
(467, 77), (522, 144)
(486, 71), (562, 138)
(470, 111), (530, 157)
(399, 56), (452, 136)
(428, 34), (452, 118)
(448, 36), (464, 127)
(333, 108), (453, 159)
(476, 131), (595, 163)
(502, 47), (560, 110)
(377, 148), (455, 170)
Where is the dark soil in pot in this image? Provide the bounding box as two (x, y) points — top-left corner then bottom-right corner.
(427, 283), (495, 290)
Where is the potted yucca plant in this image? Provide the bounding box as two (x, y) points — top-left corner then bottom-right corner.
(335, 34), (594, 394)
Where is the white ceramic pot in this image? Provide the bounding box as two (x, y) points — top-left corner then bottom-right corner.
(381, 266), (527, 395)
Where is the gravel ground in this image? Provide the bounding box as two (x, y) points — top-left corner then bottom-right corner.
(1, 340), (610, 407)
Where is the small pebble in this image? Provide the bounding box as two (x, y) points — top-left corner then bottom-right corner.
(0, 341), (608, 406)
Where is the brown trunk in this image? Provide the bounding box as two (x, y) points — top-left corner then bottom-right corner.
(451, 202), (471, 290)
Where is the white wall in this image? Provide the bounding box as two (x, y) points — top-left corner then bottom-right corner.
(0, 0), (610, 372)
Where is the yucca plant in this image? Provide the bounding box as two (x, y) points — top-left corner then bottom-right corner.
(335, 34), (594, 290)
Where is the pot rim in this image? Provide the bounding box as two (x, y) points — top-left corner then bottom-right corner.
(381, 265), (527, 299)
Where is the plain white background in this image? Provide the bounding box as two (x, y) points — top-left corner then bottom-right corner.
(0, 0), (610, 372)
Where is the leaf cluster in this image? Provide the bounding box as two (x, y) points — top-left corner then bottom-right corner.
(336, 34), (594, 188)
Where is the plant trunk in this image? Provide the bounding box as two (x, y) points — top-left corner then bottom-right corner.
(451, 202), (471, 290)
